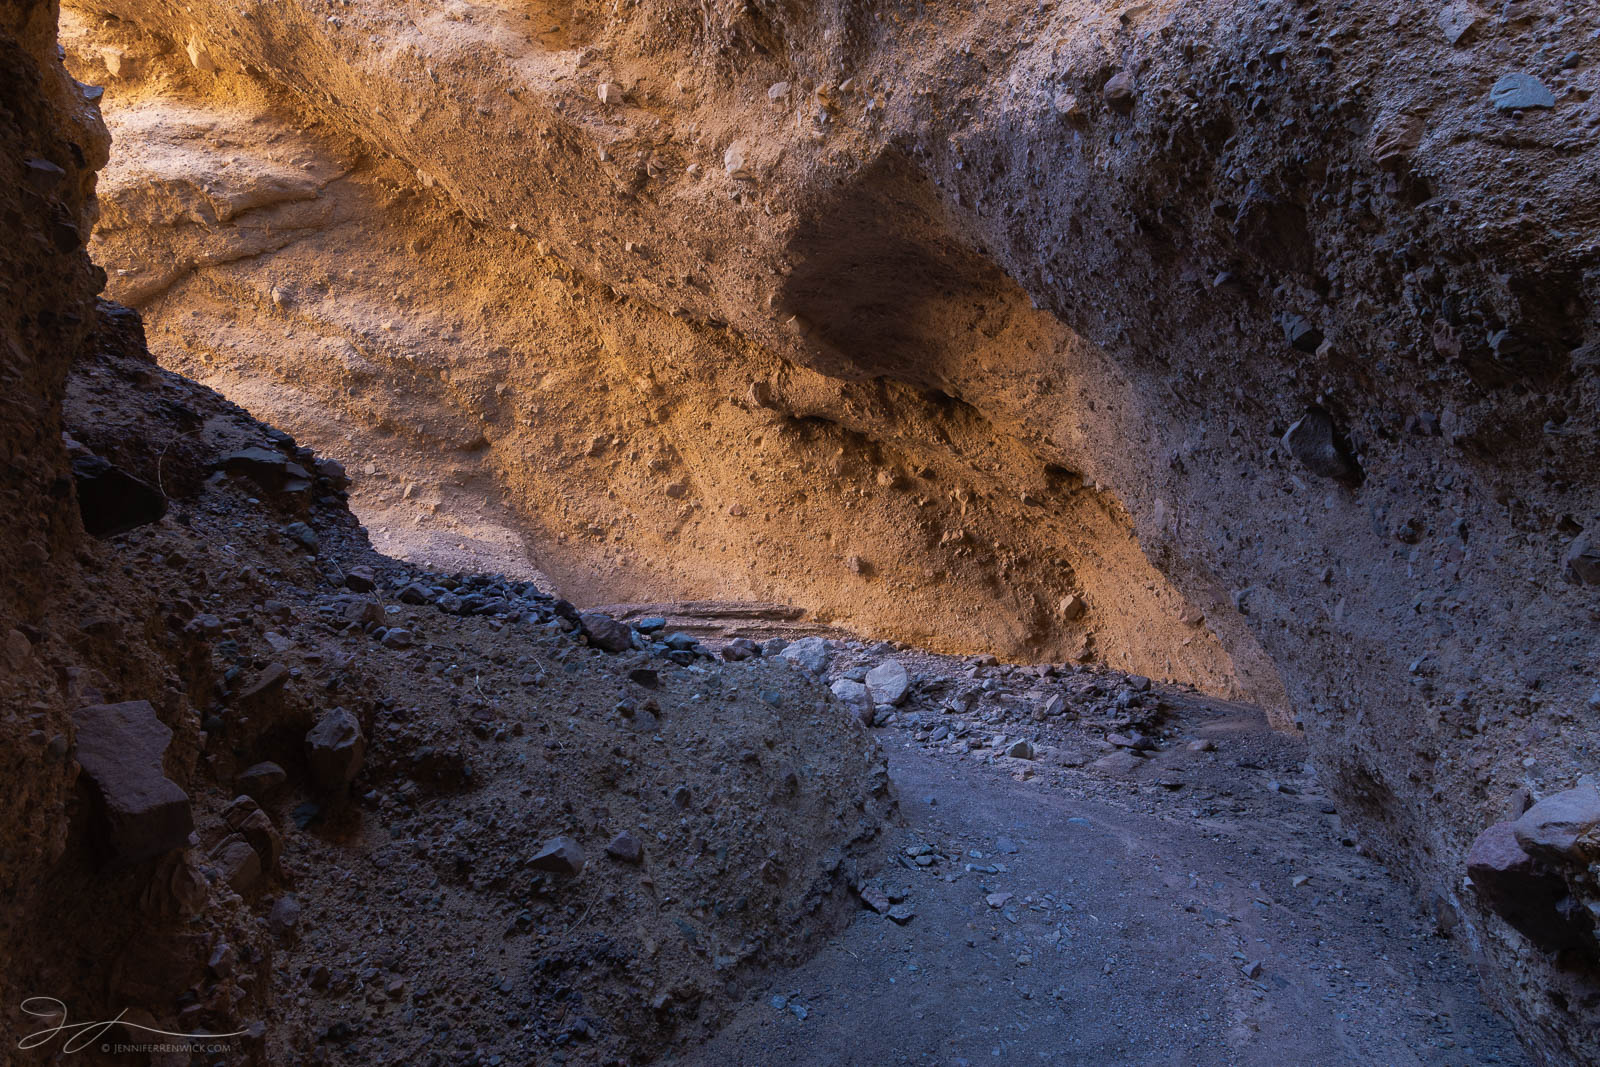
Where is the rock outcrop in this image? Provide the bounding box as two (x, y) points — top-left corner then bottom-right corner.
(9, 0), (1600, 1060)
(72, 700), (194, 867)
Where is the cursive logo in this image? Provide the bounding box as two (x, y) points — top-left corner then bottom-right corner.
(17, 998), (248, 1054)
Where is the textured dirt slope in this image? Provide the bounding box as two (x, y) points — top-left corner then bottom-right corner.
(59, 0), (1600, 1061)
(3, 304), (892, 1066)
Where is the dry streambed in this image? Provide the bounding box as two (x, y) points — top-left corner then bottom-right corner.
(683, 632), (1529, 1066)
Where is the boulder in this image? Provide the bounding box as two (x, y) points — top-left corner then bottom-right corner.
(305, 707), (365, 790)
(1282, 409), (1360, 483)
(397, 582), (433, 605)
(380, 628), (414, 649)
(1090, 750), (1146, 776)
(579, 613), (634, 653)
(1489, 72), (1555, 111)
(865, 659), (911, 706)
(315, 456), (351, 489)
(268, 895), (302, 939)
(237, 662), (289, 703)
(72, 701), (194, 867)
(225, 795), (283, 870)
(1511, 785), (1600, 861)
(217, 446), (312, 493)
(1467, 820), (1590, 951)
(780, 635), (829, 675)
(282, 521), (319, 552)
(211, 836), (262, 892)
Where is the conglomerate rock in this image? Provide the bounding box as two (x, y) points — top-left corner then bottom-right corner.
(9, 0), (1600, 1060)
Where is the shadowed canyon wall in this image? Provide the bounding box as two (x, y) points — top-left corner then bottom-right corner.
(19, 0), (1600, 1060)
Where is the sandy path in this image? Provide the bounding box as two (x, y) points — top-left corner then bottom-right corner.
(684, 703), (1525, 1067)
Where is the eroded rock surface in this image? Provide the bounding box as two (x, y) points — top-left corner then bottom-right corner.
(5, 0), (1598, 1060)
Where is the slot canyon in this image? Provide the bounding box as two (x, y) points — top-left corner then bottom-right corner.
(2, 0), (1598, 1062)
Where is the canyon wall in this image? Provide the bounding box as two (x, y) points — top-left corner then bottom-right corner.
(2, 8), (892, 1062)
(0, 0), (109, 1023)
(45, 0), (1600, 1061)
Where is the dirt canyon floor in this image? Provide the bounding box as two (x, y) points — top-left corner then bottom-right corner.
(3, 0), (1600, 1064)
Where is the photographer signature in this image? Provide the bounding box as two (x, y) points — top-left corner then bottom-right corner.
(17, 997), (248, 1053)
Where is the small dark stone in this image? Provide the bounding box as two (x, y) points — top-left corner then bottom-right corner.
(1281, 314), (1324, 353)
(1282, 408), (1361, 484)
(604, 831), (643, 864)
(291, 801), (324, 829)
(283, 522), (319, 552)
(530, 836), (585, 876)
(397, 583), (433, 605)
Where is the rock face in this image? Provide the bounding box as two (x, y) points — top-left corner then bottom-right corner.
(72, 701), (194, 866)
(14, 0), (1600, 1060)
(0, 9), (896, 1063)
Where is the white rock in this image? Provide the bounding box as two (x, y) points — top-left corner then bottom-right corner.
(865, 659), (910, 706)
(780, 636), (829, 675)
(831, 679), (869, 707)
